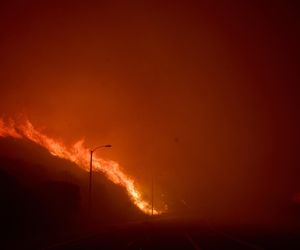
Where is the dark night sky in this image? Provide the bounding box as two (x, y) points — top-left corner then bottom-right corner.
(0, 0), (299, 223)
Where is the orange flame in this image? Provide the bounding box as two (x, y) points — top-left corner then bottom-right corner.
(0, 117), (161, 215)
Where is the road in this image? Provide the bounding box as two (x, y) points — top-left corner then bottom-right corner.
(45, 218), (300, 250)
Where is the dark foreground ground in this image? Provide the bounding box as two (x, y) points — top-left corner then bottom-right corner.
(44, 217), (300, 250)
(1, 139), (299, 249)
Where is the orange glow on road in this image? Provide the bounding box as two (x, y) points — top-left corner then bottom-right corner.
(0, 117), (161, 215)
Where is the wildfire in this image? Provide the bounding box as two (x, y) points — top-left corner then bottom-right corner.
(0, 117), (161, 215)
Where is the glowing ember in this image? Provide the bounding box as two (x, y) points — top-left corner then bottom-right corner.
(0, 117), (161, 215)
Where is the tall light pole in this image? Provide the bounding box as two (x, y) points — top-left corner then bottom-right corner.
(88, 144), (112, 220)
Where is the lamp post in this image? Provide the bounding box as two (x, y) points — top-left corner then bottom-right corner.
(88, 144), (112, 220)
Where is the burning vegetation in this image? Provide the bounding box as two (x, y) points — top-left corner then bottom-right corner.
(0, 117), (162, 215)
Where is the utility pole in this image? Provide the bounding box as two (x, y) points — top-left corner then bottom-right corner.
(88, 150), (93, 219)
(151, 172), (154, 216)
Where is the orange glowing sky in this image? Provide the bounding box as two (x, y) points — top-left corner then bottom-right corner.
(0, 1), (299, 223)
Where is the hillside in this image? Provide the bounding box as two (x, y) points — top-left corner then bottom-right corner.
(0, 137), (145, 248)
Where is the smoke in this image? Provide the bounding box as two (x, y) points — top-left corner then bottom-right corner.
(0, 1), (299, 225)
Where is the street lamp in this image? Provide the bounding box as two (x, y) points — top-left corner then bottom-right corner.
(88, 144), (112, 219)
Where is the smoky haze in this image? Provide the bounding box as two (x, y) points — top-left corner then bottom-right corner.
(0, 1), (299, 225)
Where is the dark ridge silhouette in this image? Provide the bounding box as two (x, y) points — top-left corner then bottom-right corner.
(0, 138), (145, 249)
